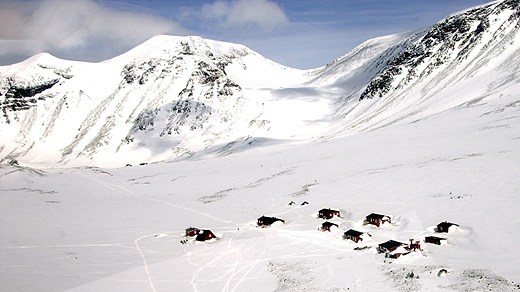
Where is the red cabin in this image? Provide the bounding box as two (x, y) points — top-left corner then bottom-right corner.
(378, 240), (408, 258)
(318, 208), (341, 220)
(321, 221), (339, 232)
(196, 230), (216, 242)
(343, 229), (364, 243)
(185, 227), (200, 237)
(365, 213), (391, 227)
(435, 221), (458, 233)
(425, 236), (447, 245)
(257, 216), (285, 227)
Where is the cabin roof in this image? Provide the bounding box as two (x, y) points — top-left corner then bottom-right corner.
(258, 216), (283, 225)
(425, 236), (446, 240)
(437, 221), (458, 228)
(195, 230), (214, 241)
(186, 227), (199, 232)
(344, 229), (363, 237)
(322, 221), (338, 227)
(367, 213), (386, 220)
(379, 240), (404, 250)
(319, 208), (338, 213)
(258, 215), (281, 220)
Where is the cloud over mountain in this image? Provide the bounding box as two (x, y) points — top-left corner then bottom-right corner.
(0, 0), (188, 64)
(201, 0), (289, 31)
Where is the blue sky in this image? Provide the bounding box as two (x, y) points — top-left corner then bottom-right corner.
(0, 0), (492, 68)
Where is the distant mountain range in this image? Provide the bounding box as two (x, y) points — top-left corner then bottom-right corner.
(1, 0), (519, 167)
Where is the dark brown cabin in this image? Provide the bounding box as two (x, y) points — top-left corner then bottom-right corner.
(378, 240), (404, 253)
(365, 213), (391, 227)
(185, 227), (200, 237)
(321, 221), (339, 232)
(425, 236), (447, 245)
(343, 229), (364, 242)
(195, 230), (216, 241)
(257, 216), (285, 227)
(378, 240), (408, 258)
(435, 221), (459, 233)
(318, 208), (341, 220)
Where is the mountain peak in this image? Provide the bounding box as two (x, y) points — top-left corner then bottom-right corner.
(1, 1), (519, 167)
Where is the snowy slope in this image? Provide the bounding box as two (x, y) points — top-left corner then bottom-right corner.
(317, 0), (520, 135)
(0, 36), (315, 167)
(1, 0), (519, 167)
(1, 88), (519, 291)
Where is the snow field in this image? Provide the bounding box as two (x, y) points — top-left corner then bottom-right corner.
(2, 89), (520, 291)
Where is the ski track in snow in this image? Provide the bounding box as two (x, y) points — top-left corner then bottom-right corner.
(134, 234), (157, 292)
(75, 171), (232, 224)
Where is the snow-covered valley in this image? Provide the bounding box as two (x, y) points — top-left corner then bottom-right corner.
(2, 91), (519, 291)
(1, 0), (520, 291)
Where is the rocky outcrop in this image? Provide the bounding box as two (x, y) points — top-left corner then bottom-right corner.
(359, 0), (520, 100)
(0, 77), (59, 123)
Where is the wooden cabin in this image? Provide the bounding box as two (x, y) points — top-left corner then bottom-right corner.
(343, 229), (364, 243)
(435, 221), (459, 233)
(195, 230), (216, 242)
(321, 221), (339, 232)
(365, 213), (391, 227)
(425, 236), (447, 245)
(378, 240), (404, 253)
(378, 240), (408, 258)
(387, 246), (410, 259)
(185, 227), (200, 237)
(257, 216), (285, 227)
(318, 208), (341, 219)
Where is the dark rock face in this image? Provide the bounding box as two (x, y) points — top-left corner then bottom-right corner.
(1, 78), (59, 122)
(121, 41), (245, 143)
(158, 60), (243, 136)
(359, 0), (520, 100)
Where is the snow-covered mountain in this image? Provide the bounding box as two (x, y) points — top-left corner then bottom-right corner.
(311, 0), (520, 133)
(0, 36), (311, 167)
(1, 0), (519, 167)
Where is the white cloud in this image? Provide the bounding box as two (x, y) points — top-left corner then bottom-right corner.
(0, 0), (189, 64)
(202, 0), (288, 31)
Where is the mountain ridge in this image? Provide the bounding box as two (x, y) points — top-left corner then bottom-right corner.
(1, 0), (519, 167)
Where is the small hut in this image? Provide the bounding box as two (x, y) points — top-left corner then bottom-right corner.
(378, 240), (404, 253)
(195, 230), (217, 242)
(185, 227), (200, 237)
(378, 240), (408, 258)
(387, 246), (410, 258)
(365, 213), (391, 227)
(321, 221), (339, 232)
(318, 208), (341, 220)
(425, 236), (447, 245)
(435, 222), (459, 233)
(343, 229), (364, 243)
(257, 216), (285, 227)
